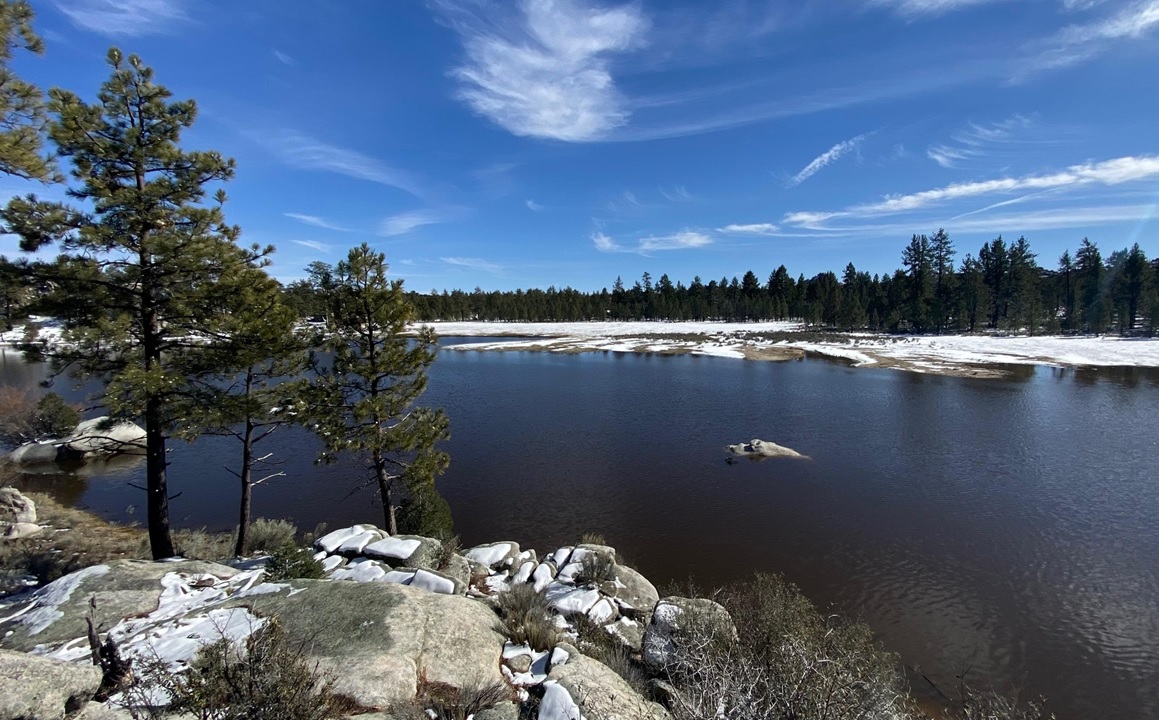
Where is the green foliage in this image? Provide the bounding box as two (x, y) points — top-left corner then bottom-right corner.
(132, 619), (349, 720)
(0, 1), (55, 181)
(0, 386), (78, 447)
(33, 391), (80, 437)
(434, 534), (462, 572)
(0, 49), (272, 560)
(306, 243), (450, 535)
(264, 543), (324, 581)
(397, 481), (455, 540)
(494, 583), (559, 652)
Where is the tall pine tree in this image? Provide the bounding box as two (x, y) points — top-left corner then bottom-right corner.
(0, 50), (265, 559)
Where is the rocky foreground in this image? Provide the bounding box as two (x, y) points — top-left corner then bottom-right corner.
(0, 524), (728, 720)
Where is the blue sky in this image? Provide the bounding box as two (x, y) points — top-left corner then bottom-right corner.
(4, 0), (1159, 291)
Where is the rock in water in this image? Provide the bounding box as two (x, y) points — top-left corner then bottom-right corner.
(724, 438), (810, 460)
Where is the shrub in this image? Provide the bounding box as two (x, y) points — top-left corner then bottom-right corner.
(494, 583), (559, 652)
(129, 619), (351, 720)
(661, 573), (917, 720)
(0, 388), (80, 448)
(397, 482), (455, 541)
(952, 683), (1056, 720)
(33, 392), (81, 439)
(264, 543), (325, 581)
(246, 518), (298, 553)
(172, 527), (235, 562)
(388, 676), (514, 720)
(574, 551), (616, 587)
(579, 532), (606, 546)
(569, 614), (650, 697)
(435, 534), (462, 572)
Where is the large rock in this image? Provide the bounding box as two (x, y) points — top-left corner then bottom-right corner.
(6, 417), (146, 467)
(611, 565), (659, 618)
(464, 541), (520, 571)
(363, 534), (443, 570)
(642, 597), (737, 673)
(59, 417), (146, 458)
(725, 438), (809, 460)
(0, 648), (102, 719)
(231, 578), (506, 709)
(0, 559), (239, 652)
(547, 654), (670, 720)
(0, 487), (37, 524)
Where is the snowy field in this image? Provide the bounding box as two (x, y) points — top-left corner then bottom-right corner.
(427, 321), (1159, 376)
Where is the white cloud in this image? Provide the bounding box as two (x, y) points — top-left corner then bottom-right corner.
(785, 155), (1159, 225)
(441, 256), (503, 273)
(779, 204), (1154, 237)
(868, 0), (1005, 16)
(284, 213), (348, 232)
(788, 133), (868, 186)
(274, 50), (295, 66)
(526, 199), (545, 211)
(717, 223), (780, 235)
(1018, 0), (1159, 76)
(593, 229), (712, 253)
(659, 185), (693, 202)
(291, 240), (330, 252)
(262, 131), (422, 197)
(926, 115), (1034, 168)
(54, 0), (187, 36)
(380, 210), (451, 236)
(441, 0), (648, 141)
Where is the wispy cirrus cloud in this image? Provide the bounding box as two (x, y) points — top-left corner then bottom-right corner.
(788, 133), (869, 186)
(659, 185), (694, 202)
(867, 0), (1003, 17)
(380, 209), (455, 236)
(717, 223), (780, 235)
(438, 0), (648, 141)
(284, 213), (349, 232)
(592, 229), (712, 253)
(291, 240), (331, 253)
(783, 154), (1159, 232)
(441, 256), (503, 273)
(1017, 0), (1159, 77)
(927, 115), (1034, 168)
(54, 0), (188, 36)
(274, 50), (295, 66)
(526, 199), (545, 211)
(260, 131), (423, 197)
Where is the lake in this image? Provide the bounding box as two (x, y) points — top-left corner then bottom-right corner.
(3, 340), (1159, 720)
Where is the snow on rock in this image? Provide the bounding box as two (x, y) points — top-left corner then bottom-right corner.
(336, 528), (384, 555)
(320, 555), (346, 573)
(465, 542), (518, 568)
(532, 563), (557, 592)
(725, 438), (810, 460)
(330, 559), (387, 583)
(587, 598), (617, 623)
(363, 536), (421, 561)
(512, 560), (535, 585)
(315, 525), (377, 554)
(539, 679), (585, 720)
(1, 565), (110, 636)
(411, 569), (456, 595)
(549, 547), (574, 567)
(546, 585), (601, 616)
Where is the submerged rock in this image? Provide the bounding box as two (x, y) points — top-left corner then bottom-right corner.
(6, 416), (146, 467)
(724, 438), (810, 460)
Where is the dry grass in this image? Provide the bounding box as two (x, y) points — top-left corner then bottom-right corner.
(493, 583), (559, 652)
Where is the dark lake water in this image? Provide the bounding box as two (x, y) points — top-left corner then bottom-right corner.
(3, 340), (1159, 720)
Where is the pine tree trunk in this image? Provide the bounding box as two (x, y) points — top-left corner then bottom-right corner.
(235, 416), (254, 558)
(373, 451), (396, 535)
(144, 395), (174, 559)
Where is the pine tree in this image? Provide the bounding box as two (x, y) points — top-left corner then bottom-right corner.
(958, 254), (988, 333)
(1075, 238), (1105, 332)
(1058, 250), (1076, 331)
(0, 1), (55, 181)
(307, 244), (450, 537)
(1117, 244), (1150, 331)
(901, 234), (933, 330)
(0, 50), (262, 559)
(183, 264), (309, 557)
(930, 229), (955, 333)
(979, 237), (1009, 328)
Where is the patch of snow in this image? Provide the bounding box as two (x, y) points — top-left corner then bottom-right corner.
(531, 563), (556, 592)
(7, 565), (110, 635)
(550, 645), (570, 667)
(336, 528), (382, 555)
(546, 585), (600, 616)
(331, 560), (386, 583)
(320, 555), (346, 572)
(549, 547), (573, 566)
(315, 525), (375, 553)
(465, 542), (514, 568)
(539, 680), (584, 720)
(411, 570), (455, 595)
(512, 561), (535, 585)
(383, 570), (416, 585)
(587, 598), (616, 623)
(363, 537), (421, 561)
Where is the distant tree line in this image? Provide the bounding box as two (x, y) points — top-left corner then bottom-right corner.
(281, 232), (1157, 335)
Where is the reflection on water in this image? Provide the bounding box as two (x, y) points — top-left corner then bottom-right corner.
(3, 342), (1159, 720)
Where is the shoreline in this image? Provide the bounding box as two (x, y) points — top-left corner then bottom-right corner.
(426, 321), (1159, 378)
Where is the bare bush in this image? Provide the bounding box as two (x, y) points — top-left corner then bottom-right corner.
(574, 551), (615, 587)
(660, 573), (917, 720)
(0, 388), (80, 448)
(951, 682), (1056, 720)
(126, 619), (351, 720)
(245, 518), (298, 553)
(494, 583), (559, 651)
(388, 675), (515, 720)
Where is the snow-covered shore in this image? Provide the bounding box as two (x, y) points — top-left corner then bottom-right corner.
(429, 321), (1159, 377)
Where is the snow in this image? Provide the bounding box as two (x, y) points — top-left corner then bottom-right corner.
(331, 559), (387, 583)
(465, 542), (515, 568)
(549, 645), (570, 667)
(546, 585), (601, 616)
(512, 560), (535, 585)
(539, 680), (584, 720)
(430, 320), (1159, 375)
(383, 570), (417, 585)
(316, 525), (375, 553)
(2, 564), (110, 635)
(587, 598), (616, 623)
(364, 537), (421, 561)
(549, 547), (573, 566)
(531, 563), (556, 592)
(320, 555), (346, 572)
(337, 528), (383, 555)
(410, 570), (455, 594)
